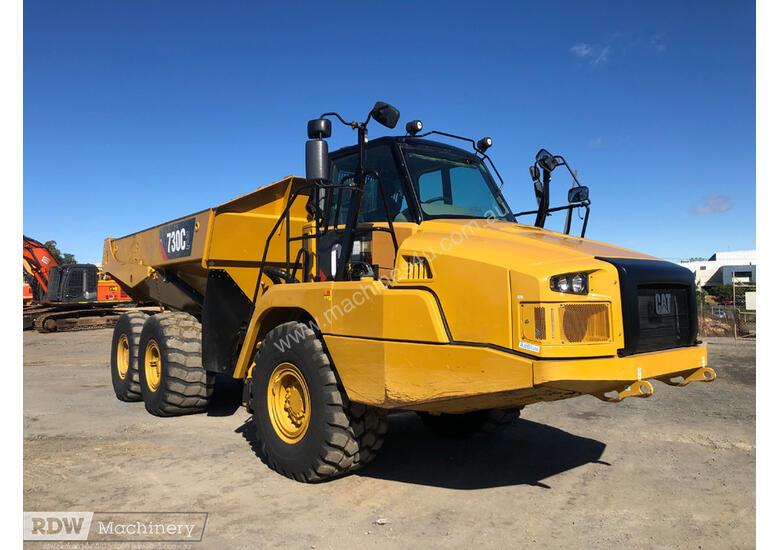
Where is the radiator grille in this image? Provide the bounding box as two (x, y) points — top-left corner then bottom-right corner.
(560, 303), (610, 343)
(520, 302), (610, 345)
(533, 306), (546, 340)
(636, 286), (692, 353)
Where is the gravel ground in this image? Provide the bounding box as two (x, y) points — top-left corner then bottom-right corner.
(23, 330), (755, 549)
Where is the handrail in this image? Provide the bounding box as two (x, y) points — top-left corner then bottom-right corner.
(251, 169), (403, 306)
(252, 183), (315, 305)
(514, 201), (591, 238)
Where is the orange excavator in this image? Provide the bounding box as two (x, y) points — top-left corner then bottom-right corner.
(23, 236), (151, 332)
(23, 236), (59, 302)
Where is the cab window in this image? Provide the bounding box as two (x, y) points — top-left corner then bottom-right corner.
(326, 144), (408, 226)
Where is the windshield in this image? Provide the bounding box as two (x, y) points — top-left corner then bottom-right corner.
(402, 146), (514, 221)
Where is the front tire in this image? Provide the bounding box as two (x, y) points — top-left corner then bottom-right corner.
(138, 312), (214, 416)
(251, 321), (387, 482)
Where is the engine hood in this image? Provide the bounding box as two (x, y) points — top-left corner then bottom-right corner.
(404, 218), (658, 271)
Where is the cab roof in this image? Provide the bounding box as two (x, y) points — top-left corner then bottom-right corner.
(330, 135), (478, 159)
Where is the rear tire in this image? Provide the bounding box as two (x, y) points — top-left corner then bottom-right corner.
(110, 311), (149, 402)
(138, 312), (214, 416)
(418, 407), (521, 437)
(251, 321), (387, 482)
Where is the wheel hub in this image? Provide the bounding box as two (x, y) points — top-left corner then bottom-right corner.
(267, 362), (311, 443)
(116, 333), (130, 380)
(144, 339), (161, 392)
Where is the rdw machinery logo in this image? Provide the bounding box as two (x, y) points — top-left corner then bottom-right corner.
(23, 511), (207, 542)
(23, 512), (93, 541)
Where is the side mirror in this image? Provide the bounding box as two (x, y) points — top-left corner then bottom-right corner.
(307, 118), (331, 139)
(529, 165), (540, 182)
(536, 148), (557, 172)
(370, 101), (400, 129)
(568, 186), (589, 203)
(306, 139), (329, 182)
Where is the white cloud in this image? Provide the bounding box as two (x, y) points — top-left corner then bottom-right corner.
(692, 194), (734, 215)
(593, 46), (611, 64)
(571, 43), (593, 57)
(651, 33), (666, 52)
(570, 43), (611, 65)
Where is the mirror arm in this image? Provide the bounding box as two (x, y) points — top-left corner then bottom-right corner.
(534, 170), (551, 227)
(580, 205), (590, 238)
(554, 156), (582, 187)
(362, 108), (373, 126)
(513, 209), (539, 217)
(516, 201), (589, 217)
(320, 111), (357, 128)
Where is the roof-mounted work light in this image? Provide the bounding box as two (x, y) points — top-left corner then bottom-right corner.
(476, 137), (493, 153)
(405, 120), (423, 136)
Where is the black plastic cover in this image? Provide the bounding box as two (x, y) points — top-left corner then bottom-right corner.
(306, 139), (329, 182)
(596, 257), (698, 356)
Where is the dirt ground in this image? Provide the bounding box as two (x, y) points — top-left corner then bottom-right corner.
(23, 330), (755, 549)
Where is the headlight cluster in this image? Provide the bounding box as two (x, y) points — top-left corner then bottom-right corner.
(550, 272), (588, 295)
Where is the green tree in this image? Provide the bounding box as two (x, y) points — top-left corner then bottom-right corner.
(706, 284), (733, 303)
(43, 240), (76, 264)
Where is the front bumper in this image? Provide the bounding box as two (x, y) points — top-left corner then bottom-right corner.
(534, 344), (714, 402)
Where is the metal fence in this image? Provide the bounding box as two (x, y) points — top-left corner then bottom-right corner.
(698, 283), (756, 339)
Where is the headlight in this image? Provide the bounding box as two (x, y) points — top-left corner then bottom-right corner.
(572, 273), (585, 293)
(550, 272), (589, 295)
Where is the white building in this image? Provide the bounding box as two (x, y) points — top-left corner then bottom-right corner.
(678, 250), (756, 287)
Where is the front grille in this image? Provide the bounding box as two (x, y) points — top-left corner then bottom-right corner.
(561, 303), (610, 343)
(636, 286), (692, 353)
(519, 302), (610, 345)
(596, 257), (698, 356)
(533, 306), (546, 340)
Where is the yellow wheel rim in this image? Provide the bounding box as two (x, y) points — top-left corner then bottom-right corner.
(116, 333), (130, 380)
(267, 362), (311, 444)
(144, 339), (162, 392)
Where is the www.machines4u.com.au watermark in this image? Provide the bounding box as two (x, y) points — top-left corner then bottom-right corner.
(23, 512), (208, 543)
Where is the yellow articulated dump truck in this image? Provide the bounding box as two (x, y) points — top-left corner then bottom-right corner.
(103, 102), (715, 482)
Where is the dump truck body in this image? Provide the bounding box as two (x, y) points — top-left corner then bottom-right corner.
(104, 105), (714, 481)
(103, 176), (309, 312)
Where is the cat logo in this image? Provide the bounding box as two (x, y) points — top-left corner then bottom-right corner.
(655, 292), (672, 315)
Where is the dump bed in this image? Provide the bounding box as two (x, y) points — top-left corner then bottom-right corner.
(102, 176), (309, 312)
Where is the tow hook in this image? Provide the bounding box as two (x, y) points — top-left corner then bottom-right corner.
(592, 380), (654, 403)
(657, 366), (717, 387)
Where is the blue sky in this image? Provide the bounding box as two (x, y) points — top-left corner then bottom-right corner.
(23, 0), (755, 264)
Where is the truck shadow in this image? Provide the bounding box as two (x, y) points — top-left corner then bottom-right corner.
(235, 411), (608, 489)
(355, 412), (608, 489)
(206, 375), (244, 417)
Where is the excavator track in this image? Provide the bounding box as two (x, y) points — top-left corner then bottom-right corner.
(26, 306), (162, 333)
